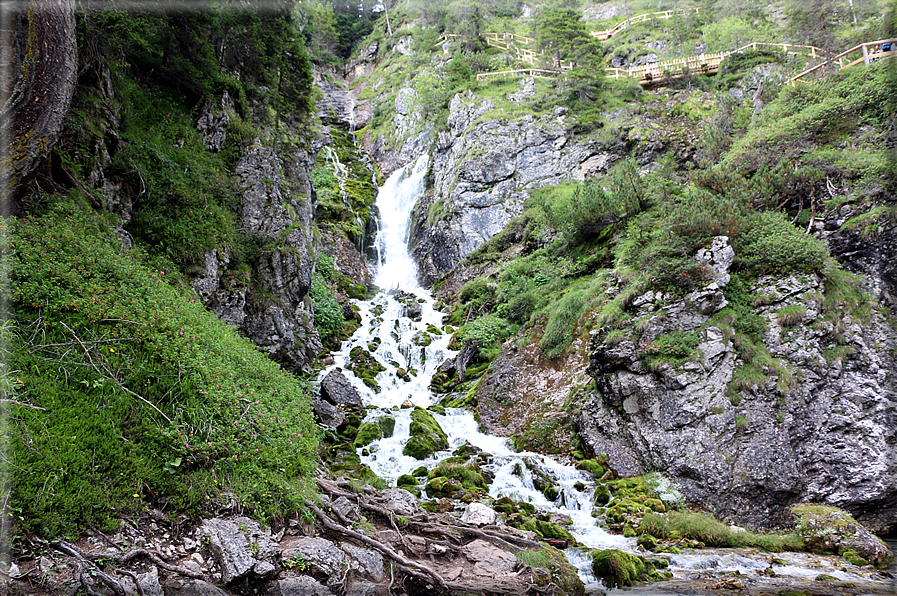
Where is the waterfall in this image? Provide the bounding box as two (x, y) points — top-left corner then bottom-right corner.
(322, 155), (629, 575)
(318, 156), (887, 592)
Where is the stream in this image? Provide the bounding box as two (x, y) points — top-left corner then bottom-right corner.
(320, 157), (895, 594)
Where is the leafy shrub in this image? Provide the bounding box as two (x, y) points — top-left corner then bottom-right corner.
(311, 271), (344, 347)
(638, 331), (700, 365)
(459, 314), (512, 348)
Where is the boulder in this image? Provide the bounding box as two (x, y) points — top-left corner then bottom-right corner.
(120, 571), (163, 596)
(462, 539), (517, 576)
(200, 517), (279, 584)
(312, 398), (345, 427)
(402, 407), (449, 459)
(791, 504), (893, 568)
(461, 502), (497, 526)
(342, 543), (384, 581)
(320, 370), (363, 408)
(276, 575), (332, 596)
(375, 488), (420, 516)
(282, 537), (345, 580)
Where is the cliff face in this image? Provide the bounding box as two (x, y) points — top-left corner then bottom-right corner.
(578, 272), (897, 532)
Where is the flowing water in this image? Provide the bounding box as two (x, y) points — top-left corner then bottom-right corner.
(321, 157), (895, 594)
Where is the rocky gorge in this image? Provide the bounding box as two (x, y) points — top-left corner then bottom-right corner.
(3, 1), (897, 595)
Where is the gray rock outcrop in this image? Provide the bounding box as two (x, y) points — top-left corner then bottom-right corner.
(200, 517), (280, 584)
(320, 369), (364, 408)
(577, 272), (897, 532)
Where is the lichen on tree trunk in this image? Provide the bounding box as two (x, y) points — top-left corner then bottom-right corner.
(0, 0), (77, 205)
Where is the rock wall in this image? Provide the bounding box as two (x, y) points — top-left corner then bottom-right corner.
(576, 272), (897, 532)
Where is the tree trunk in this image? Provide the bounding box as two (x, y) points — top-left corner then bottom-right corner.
(0, 0), (77, 208)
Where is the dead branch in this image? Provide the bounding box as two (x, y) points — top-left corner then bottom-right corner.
(318, 479), (412, 552)
(59, 322), (171, 423)
(306, 500), (463, 591)
(52, 541), (125, 596)
(0, 399), (47, 411)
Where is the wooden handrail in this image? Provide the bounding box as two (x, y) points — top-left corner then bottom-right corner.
(789, 37), (897, 83)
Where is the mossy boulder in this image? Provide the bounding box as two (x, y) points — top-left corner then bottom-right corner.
(534, 520), (576, 542)
(349, 346), (385, 390)
(519, 545), (585, 596)
(376, 416), (396, 438)
(594, 484), (611, 506)
(427, 460), (488, 495)
(396, 474), (420, 497)
(637, 534), (658, 550)
(493, 496), (518, 514)
(426, 476), (462, 497)
(402, 407), (449, 460)
(791, 504), (893, 568)
(577, 458), (608, 478)
(591, 549), (671, 588)
(354, 422), (383, 448)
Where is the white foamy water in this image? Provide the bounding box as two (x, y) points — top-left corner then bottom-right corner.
(321, 156), (629, 559)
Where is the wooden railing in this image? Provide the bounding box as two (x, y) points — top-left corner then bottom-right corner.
(790, 38), (897, 84)
(475, 68), (560, 81)
(591, 7), (702, 41)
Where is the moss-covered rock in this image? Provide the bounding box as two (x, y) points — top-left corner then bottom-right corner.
(354, 422), (383, 448)
(791, 504), (893, 568)
(402, 407), (449, 460)
(396, 474), (420, 497)
(426, 476), (462, 497)
(637, 534), (658, 550)
(517, 545), (585, 596)
(577, 458), (608, 478)
(594, 483), (611, 506)
(376, 416), (396, 438)
(349, 346), (385, 390)
(591, 549), (671, 588)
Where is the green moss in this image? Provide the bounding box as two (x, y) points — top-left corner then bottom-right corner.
(402, 407), (449, 460)
(517, 545), (585, 596)
(376, 416), (396, 438)
(591, 550), (671, 588)
(354, 422), (383, 448)
(577, 458), (608, 478)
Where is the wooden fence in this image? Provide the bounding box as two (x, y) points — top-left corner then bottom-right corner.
(591, 7), (702, 41)
(790, 38), (897, 84)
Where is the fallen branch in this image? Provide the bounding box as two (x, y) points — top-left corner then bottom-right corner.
(114, 549), (203, 579)
(116, 569), (145, 596)
(0, 398), (47, 411)
(52, 541), (125, 596)
(306, 499), (461, 591)
(60, 322), (171, 423)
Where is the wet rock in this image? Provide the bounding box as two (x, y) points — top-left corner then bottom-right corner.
(320, 370), (363, 408)
(282, 537), (345, 580)
(403, 407), (449, 459)
(461, 502), (497, 526)
(200, 517), (279, 584)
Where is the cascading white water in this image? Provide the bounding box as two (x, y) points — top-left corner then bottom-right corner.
(320, 157), (896, 594)
(322, 155), (629, 587)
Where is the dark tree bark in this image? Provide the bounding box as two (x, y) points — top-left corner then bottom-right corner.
(0, 0), (77, 208)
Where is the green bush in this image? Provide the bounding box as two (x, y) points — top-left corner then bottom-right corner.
(736, 211), (828, 274)
(540, 289), (588, 359)
(311, 270), (344, 347)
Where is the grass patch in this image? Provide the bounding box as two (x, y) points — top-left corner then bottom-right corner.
(639, 511), (804, 551)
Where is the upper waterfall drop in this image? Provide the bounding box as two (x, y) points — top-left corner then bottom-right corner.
(372, 155), (429, 291)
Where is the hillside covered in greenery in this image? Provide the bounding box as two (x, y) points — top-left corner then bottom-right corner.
(1, 1), (896, 594)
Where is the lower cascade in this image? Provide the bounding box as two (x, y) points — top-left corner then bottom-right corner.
(321, 157), (894, 593)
